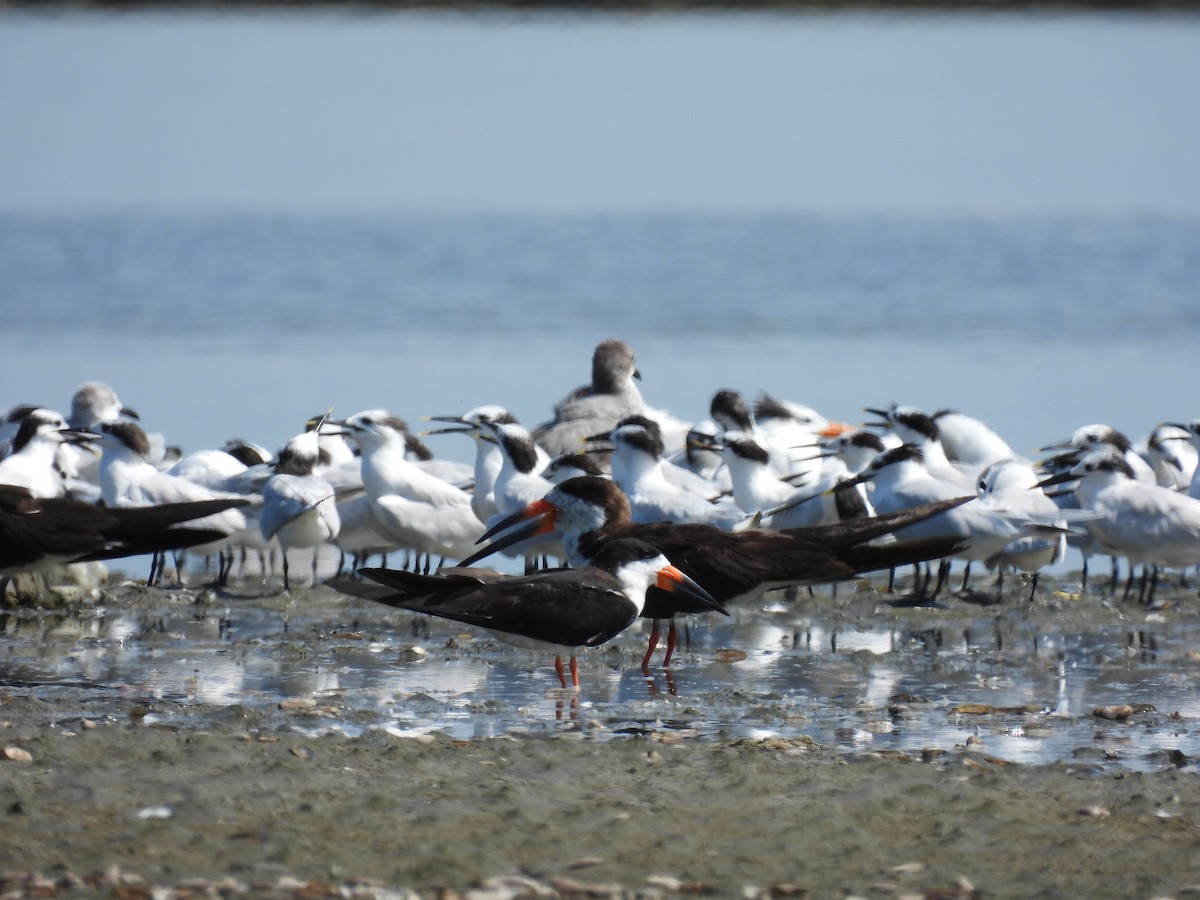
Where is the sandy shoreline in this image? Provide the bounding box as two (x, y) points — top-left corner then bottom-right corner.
(2, 694), (1199, 899)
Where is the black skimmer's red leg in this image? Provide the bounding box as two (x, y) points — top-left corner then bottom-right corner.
(640, 620), (662, 674)
(663, 621), (680, 667)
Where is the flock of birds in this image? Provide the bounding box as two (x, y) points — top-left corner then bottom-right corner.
(3, 338), (1200, 688)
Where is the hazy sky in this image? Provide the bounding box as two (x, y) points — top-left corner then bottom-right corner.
(2, 10), (1198, 215)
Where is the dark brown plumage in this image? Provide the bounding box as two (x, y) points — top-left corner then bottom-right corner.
(464, 476), (968, 668)
(359, 538), (717, 689)
(0, 484), (249, 576)
(474, 476), (967, 604)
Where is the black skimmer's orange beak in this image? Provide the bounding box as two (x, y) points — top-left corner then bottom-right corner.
(653, 564), (725, 615)
(459, 498), (559, 567)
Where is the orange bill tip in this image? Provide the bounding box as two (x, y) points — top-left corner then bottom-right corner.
(656, 564), (687, 592)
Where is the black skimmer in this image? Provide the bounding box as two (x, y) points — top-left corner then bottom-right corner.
(0, 484), (250, 579)
(359, 538), (718, 689)
(461, 476), (968, 668)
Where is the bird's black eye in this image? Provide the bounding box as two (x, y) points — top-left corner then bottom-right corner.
(978, 480), (987, 491)
(361, 417), (373, 425)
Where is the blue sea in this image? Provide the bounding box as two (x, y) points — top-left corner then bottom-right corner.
(2, 210), (1196, 461)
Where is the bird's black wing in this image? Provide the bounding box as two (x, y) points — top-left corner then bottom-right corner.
(360, 566), (637, 648)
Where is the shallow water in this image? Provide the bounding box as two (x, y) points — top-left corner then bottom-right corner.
(4, 566), (1197, 774)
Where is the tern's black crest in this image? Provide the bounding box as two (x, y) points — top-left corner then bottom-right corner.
(616, 414), (661, 435)
(614, 417), (665, 461)
(892, 409), (940, 442)
(726, 435), (771, 466)
(224, 439), (273, 467)
(1089, 426), (1133, 454)
(275, 441), (326, 477)
(403, 432), (434, 462)
(477, 408), (519, 428)
(358, 413), (409, 433)
(1082, 453), (1137, 481)
(711, 389), (753, 432)
(844, 431), (887, 454)
(874, 444), (925, 469)
(102, 420), (152, 458)
(9, 410), (61, 455)
(754, 392), (819, 426)
(3, 405), (42, 427)
(753, 392), (795, 423)
(498, 427), (540, 474)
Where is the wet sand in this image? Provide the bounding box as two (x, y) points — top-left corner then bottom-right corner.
(2, 704), (1199, 898)
(2, 570), (1199, 898)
